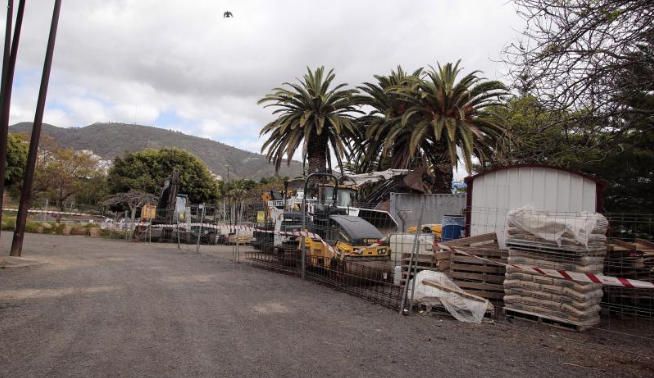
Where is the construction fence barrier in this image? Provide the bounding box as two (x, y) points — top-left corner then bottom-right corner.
(119, 198), (654, 348)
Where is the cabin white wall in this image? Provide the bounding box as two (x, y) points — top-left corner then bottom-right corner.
(469, 167), (598, 246)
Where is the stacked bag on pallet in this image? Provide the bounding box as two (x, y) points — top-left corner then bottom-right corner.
(503, 207), (608, 328)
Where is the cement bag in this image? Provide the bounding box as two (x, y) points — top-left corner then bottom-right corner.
(506, 207), (608, 248)
(409, 270), (489, 324)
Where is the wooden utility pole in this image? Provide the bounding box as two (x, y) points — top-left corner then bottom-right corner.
(0, 0), (24, 240)
(10, 0), (61, 256)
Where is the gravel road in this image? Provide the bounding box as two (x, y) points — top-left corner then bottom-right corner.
(0, 233), (652, 377)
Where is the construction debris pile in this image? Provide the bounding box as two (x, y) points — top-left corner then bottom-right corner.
(503, 208), (609, 329)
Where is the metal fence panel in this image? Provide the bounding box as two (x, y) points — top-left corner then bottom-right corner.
(389, 193), (465, 232)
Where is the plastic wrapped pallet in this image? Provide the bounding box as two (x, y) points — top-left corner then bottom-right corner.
(503, 207), (608, 330)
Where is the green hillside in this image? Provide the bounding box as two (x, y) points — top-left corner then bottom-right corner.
(10, 122), (302, 179)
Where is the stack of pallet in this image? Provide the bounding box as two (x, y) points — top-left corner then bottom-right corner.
(604, 239), (654, 314)
(399, 251), (451, 287)
(436, 233), (507, 301)
(503, 209), (608, 330)
(605, 239), (654, 280)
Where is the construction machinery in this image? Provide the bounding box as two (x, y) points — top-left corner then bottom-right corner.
(252, 188), (306, 253)
(152, 169), (189, 225)
(313, 181), (398, 234)
(253, 173), (394, 271)
(302, 213), (391, 270)
(146, 170), (220, 244)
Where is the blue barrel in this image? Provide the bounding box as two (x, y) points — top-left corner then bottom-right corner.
(441, 215), (465, 241)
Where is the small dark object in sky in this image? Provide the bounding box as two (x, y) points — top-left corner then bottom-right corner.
(223, 11), (233, 18)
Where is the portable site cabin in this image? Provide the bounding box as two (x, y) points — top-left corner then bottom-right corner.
(464, 164), (605, 247)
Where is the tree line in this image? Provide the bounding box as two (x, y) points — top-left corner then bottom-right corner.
(3, 1), (650, 214)
(4, 134), (283, 215)
(258, 0), (653, 212)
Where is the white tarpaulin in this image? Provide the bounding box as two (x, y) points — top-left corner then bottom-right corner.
(408, 270), (490, 323)
(505, 207), (608, 248)
(343, 169), (409, 187)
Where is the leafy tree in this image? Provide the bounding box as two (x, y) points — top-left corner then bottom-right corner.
(103, 190), (157, 232)
(4, 133), (28, 190)
(506, 0), (653, 130)
(108, 148), (219, 204)
(590, 127), (654, 213)
(259, 66), (360, 174)
(490, 94), (653, 213)
(488, 96), (603, 168)
(499, 29), (654, 213)
(585, 42), (654, 213)
(34, 148), (105, 211)
(75, 174), (110, 210)
(384, 61), (507, 192)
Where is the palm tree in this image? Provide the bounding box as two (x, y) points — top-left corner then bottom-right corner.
(354, 66), (423, 172)
(259, 67), (360, 175)
(396, 61), (507, 191)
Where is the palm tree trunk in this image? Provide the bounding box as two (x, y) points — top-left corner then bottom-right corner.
(431, 143), (454, 193)
(307, 132), (328, 174)
(433, 163), (453, 193)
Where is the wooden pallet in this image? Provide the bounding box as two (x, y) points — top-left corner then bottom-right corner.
(443, 234), (507, 300)
(604, 239), (654, 311)
(504, 307), (596, 332)
(506, 239), (606, 255)
(399, 251), (451, 287)
(606, 239), (654, 280)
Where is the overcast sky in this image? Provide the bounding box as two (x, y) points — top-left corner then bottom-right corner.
(7, 0), (523, 164)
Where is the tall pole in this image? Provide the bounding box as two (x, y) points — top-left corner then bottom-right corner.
(0, 0), (11, 240)
(10, 0), (61, 256)
(399, 197), (425, 315)
(0, 0), (24, 239)
(196, 203), (204, 253)
(0, 1), (13, 108)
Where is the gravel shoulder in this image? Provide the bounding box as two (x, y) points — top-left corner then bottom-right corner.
(0, 233), (652, 377)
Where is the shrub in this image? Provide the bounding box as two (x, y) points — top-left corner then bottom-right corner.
(24, 221), (41, 233)
(70, 226), (88, 236)
(1, 217), (16, 231)
(53, 223), (66, 235)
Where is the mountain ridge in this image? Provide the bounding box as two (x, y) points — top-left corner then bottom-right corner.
(9, 122), (302, 179)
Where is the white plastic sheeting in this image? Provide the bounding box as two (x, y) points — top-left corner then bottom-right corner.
(506, 207), (608, 248)
(408, 270), (490, 323)
(344, 169), (409, 186)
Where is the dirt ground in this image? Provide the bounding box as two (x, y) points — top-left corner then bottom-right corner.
(0, 233), (652, 377)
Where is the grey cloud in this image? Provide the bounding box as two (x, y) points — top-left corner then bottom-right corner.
(7, 0), (523, 152)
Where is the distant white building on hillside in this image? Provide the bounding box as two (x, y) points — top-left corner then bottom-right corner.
(209, 171), (223, 182)
(79, 149), (113, 173)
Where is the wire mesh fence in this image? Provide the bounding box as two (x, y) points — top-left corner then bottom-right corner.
(465, 207), (654, 338)
(113, 189), (654, 345)
(243, 192), (407, 310)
